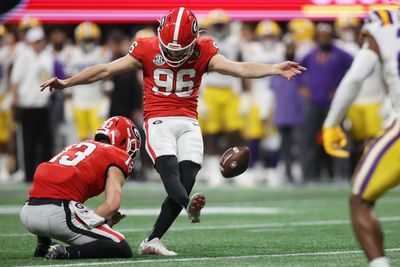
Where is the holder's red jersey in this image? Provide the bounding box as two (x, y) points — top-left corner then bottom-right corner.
(29, 140), (133, 203)
(129, 36), (219, 120)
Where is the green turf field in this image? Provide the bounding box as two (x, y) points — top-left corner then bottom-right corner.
(1, 182), (400, 267)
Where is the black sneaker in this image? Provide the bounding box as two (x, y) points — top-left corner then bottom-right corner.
(44, 244), (69, 260)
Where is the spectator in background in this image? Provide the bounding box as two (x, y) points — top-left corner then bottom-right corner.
(108, 30), (148, 181)
(10, 27), (64, 182)
(198, 9), (244, 187)
(334, 16), (360, 55)
(15, 17), (42, 57)
(288, 18), (316, 61)
(270, 35), (304, 184)
(238, 21), (284, 187)
(298, 23), (353, 182)
(49, 27), (73, 151)
(65, 22), (112, 141)
(0, 25), (16, 182)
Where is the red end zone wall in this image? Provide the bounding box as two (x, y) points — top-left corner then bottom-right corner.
(2, 0), (398, 23)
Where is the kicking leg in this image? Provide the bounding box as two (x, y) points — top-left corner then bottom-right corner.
(147, 159), (202, 240)
(141, 160), (202, 256)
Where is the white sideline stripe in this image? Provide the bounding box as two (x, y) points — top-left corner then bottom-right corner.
(173, 7), (184, 43)
(0, 206), (286, 215)
(18, 248), (400, 267)
(4, 216), (400, 237)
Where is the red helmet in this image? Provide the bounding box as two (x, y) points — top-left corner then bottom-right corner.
(95, 116), (141, 160)
(158, 7), (199, 67)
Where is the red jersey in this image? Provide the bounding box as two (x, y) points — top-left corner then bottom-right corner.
(129, 36), (219, 120)
(29, 140), (133, 203)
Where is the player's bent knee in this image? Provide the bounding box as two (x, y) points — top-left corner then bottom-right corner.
(116, 240), (133, 258)
(349, 195), (374, 210)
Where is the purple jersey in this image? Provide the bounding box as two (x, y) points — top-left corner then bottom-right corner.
(300, 45), (353, 107)
(270, 76), (304, 127)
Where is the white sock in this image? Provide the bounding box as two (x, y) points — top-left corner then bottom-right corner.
(369, 257), (390, 267)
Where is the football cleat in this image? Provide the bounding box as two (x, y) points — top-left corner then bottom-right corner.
(44, 244), (69, 260)
(187, 193), (206, 223)
(139, 238), (177, 256)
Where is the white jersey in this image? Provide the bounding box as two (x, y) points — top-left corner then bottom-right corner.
(202, 35), (240, 90)
(363, 10), (400, 121)
(335, 39), (385, 105)
(0, 46), (13, 96)
(10, 46), (53, 108)
(67, 46), (111, 108)
(240, 41), (277, 119)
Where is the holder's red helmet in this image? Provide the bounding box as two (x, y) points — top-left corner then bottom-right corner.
(95, 116), (141, 160)
(158, 7), (199, 67)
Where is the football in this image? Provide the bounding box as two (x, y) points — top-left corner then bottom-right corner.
(220, 146), (250, 178)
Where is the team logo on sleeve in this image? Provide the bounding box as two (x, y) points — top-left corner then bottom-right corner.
(212, 42), (219, 49)
(153, 54), (165, 66)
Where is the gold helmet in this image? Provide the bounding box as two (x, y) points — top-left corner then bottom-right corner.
(335, 16), (360, 29)
(75, 22), (101, 41)
(206, 9), (230, 26)
(288, 18), (315, 42)
(18, 16), (41, 30)
(134, 28), (155, 39)
(0, 25), (7, 37)
(256, 20), (282, 38)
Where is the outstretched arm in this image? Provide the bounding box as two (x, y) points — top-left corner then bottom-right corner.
(323, 33), (380, 158)
(40, 54), (142, 92)
(207, 54), (306, 80)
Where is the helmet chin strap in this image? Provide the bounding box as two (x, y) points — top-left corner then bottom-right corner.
(157, 34), (197, 67)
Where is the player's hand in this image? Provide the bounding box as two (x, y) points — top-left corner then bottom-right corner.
(106, 211), (126, 227)
(322, 126), (349, 158)
(276, 61), (307, 80)
(40, 77), (68, 92)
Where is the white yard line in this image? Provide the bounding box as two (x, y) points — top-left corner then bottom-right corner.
(3, 216), (400, 237)
(18, 248), (400, 267)
(0, 206), (286, 215)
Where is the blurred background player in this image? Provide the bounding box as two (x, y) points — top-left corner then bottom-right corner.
(288, 18), (316, 61)
(15, 16), (42, 57)
(269, 34), (304, 184)
(48, 27), (74, 151)
(10, 26), (64, 182)
(238, 21), (284, 187)
(0, 24), (15, 182)
(108, 28), (155, 181)
(199, 9), (244, 187)
(335, 16), (361, 55)
(297, 23), (353, 182)
(335, 15), (389, 172)
(65, 22), (112, 141)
